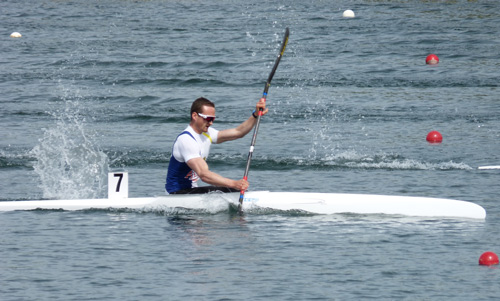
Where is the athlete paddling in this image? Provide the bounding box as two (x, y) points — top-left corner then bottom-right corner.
(165, 97), (268, 194)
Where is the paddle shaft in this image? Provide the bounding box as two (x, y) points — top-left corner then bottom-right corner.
(238, 27), (289, 212)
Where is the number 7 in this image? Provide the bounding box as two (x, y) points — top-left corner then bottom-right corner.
(114, 173), (123, 192)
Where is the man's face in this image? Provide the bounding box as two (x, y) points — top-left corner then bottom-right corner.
(192, 105), (216, 133)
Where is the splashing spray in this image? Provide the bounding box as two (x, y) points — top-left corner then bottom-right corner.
(30, 86), (108, 200)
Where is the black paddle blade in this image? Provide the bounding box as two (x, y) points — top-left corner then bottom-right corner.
(264, 27), (290, 96)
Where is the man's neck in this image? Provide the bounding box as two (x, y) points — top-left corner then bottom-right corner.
(189, 122), (203, 135)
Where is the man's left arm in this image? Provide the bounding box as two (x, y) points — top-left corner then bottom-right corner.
(217, 98), (268, 143)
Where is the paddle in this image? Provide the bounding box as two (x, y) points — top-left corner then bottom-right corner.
(238, 27), (290, 214)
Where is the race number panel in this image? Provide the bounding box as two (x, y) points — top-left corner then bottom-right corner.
(108, 172), (129, 199)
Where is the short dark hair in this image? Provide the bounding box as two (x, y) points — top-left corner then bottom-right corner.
(190, 97), (215, 117)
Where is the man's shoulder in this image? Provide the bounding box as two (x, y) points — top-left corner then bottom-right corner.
(174, 128), (198, 147)
(176, 126), (197, 140)
(176, 132), (197, 145)
(179, 131), (196, 140)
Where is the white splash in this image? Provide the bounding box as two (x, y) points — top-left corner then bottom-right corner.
(31, 88), (108, 200)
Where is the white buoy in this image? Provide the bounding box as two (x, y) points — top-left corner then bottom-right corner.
(10, 32), (22, 38)
(343, 10), (355, 18)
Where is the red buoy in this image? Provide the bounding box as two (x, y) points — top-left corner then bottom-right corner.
(479, 252), (499, 266)
(426, 54), (439, 65)
(426, 131), (443, 143)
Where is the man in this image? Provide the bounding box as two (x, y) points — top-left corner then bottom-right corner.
(165, 97), (268, 194)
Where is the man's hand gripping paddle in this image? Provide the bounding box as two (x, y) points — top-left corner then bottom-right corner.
(238, 27), (289, 214)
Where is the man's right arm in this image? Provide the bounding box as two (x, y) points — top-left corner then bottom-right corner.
(187, 157), (249, 191)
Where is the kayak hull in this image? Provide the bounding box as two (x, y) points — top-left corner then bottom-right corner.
(0, 191), (486, 219)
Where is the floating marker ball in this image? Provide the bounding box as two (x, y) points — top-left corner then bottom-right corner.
(10, 32), (22, 38)
(426, 54), (439, 65)
(479, 252), (499, 266)
(343, 10), (355, 18)
(426, 131), (443, 143)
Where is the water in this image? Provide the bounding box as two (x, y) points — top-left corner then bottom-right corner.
(1, 0), (500, 299)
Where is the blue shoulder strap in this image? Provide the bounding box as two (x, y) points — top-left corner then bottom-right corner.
(171, 131), (197, 153)
(177, 131), (196, 141)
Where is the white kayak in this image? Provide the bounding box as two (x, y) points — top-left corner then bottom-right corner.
(0, 191), (486, 219)
(478, 165), (500, 170)
(0, 172), (486, 219)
